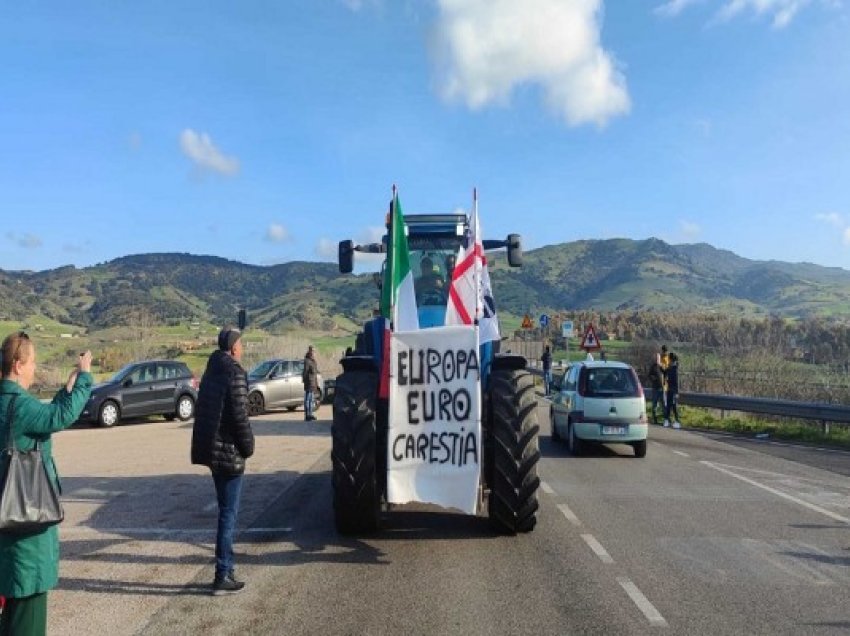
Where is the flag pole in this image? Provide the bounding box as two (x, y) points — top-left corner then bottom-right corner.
(388, 188), (396, 331)
(473, 188), (481, 327)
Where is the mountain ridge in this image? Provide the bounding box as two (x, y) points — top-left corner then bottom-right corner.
(3, 239), (850, 330)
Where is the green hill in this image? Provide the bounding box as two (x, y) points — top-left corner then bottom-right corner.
(3, 239), (850, 331)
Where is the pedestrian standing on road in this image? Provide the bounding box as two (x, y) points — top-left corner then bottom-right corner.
(191, 327), (254, 595)
(647, 353), (665, 425)
(302, 345), (319, 421)
(0, 332), (93, 636)
(664, 351), (681, 429)
(541, 345), (553, 396)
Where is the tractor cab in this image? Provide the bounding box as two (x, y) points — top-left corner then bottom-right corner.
(339, 213), (522, 329)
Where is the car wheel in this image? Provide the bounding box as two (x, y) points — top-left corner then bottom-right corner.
(568, 419), (584, 456)
(99, 401), (120, 428)
(176, 395), (194, 421)
(285, 405), (297, 412)
(248, 391), (265, 416)
(550, 408), (560, 442)
(632, 439), (647, 458)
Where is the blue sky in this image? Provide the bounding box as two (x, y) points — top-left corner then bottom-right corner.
(2, 0), (849, 273)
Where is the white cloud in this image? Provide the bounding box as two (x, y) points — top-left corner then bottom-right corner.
(265, 223), (291, 243)
(660, 0), (836, 28)
(432, 0), (630, 127)
(812, 212), (850, 247)
(316, 238), (338, 259)
(680, 220), (701, 239)
(357, 226), (386, 245)
(815, 212), (844, 228)
(715, 0), (812, 28)
(179, 129), (240, 176)
(6, 232), (42, 249)
(655, 0), (703, 17)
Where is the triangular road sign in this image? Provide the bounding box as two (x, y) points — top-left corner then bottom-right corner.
(580, 323), (601, 351)
(521, 314), (533, 329)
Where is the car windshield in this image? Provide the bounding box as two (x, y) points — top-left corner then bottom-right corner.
(249, 361), (277, 378)
(584, 367), (640, 398)
(410, 247), (460, 307)
(108, 363), (139, 384)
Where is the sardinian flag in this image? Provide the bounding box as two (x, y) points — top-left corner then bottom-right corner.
(445, 191), (501, 344)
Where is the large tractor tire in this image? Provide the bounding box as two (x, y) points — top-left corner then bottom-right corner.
(488, 368), (541, 534)
(331, 368), (380, 534)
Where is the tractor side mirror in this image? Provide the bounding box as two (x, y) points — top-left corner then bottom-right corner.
(339, 240), (354, 274)
(237, 308), (247, 331)
(506, 233), (523, 267)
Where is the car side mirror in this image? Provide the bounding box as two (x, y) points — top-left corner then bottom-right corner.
(339, 240), (354, 274)
(123, 378), (133, 387)
(506, 233), (522, 267)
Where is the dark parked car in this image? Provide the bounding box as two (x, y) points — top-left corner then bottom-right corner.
(79, 360), (199, 428)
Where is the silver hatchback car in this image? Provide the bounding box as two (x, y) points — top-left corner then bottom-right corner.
(550, 360), (648, 457)
(247, 358), (323, 416)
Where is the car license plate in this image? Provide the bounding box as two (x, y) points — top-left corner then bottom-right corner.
(602, 426), (626, 435)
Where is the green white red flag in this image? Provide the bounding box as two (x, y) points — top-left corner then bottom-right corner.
(379, 192), (419, 398)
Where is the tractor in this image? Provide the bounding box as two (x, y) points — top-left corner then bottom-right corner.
(332, 208), (540, 535)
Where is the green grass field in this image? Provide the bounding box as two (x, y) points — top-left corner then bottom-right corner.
(669, 406), (850, 449)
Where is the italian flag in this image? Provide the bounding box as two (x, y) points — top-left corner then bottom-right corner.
(379, 192), (419, 398)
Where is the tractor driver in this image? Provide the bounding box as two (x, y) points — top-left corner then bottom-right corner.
(445, 253), (456, 280)
(416, 256), (446, 304)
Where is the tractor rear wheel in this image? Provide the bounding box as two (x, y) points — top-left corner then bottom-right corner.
(488, 368), (540, 534)
(331, 368), (380, 534)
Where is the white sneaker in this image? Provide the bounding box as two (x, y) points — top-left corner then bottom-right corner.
(663, 420), (670, 427)
(672, 421), (681, 429)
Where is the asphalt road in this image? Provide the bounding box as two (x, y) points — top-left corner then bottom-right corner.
(49, 400), (850, 635)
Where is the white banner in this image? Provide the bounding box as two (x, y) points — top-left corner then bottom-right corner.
(387, 325), (481, 514)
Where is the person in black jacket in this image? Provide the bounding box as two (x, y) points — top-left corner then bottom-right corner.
(191, 327), (255, 595)
(541, 345), (552, 396)
(647, 352), (665, 425)
(664, 351), (681, 429)
(302, 345), (319, 421)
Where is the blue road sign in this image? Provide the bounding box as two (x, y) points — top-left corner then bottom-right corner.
(539, 314), (549, 328)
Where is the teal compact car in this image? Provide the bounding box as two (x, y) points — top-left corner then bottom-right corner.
(549, 360), (648, 458)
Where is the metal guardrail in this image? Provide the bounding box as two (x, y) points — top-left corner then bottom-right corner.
(526, 367), (850, 429)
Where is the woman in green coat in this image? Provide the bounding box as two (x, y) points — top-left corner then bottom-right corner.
(0, 332), (92, 636)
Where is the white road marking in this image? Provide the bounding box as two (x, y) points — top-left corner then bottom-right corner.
(701, 461), (850, 524)
(541, 481), (555, 495)
(557, 503), (581, 526)
(672, 450), (690, 458)
(581, 534), (614, 564)
(617, 577), (668, 627)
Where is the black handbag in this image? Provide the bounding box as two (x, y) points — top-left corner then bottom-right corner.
(0, 394), (65, 534)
